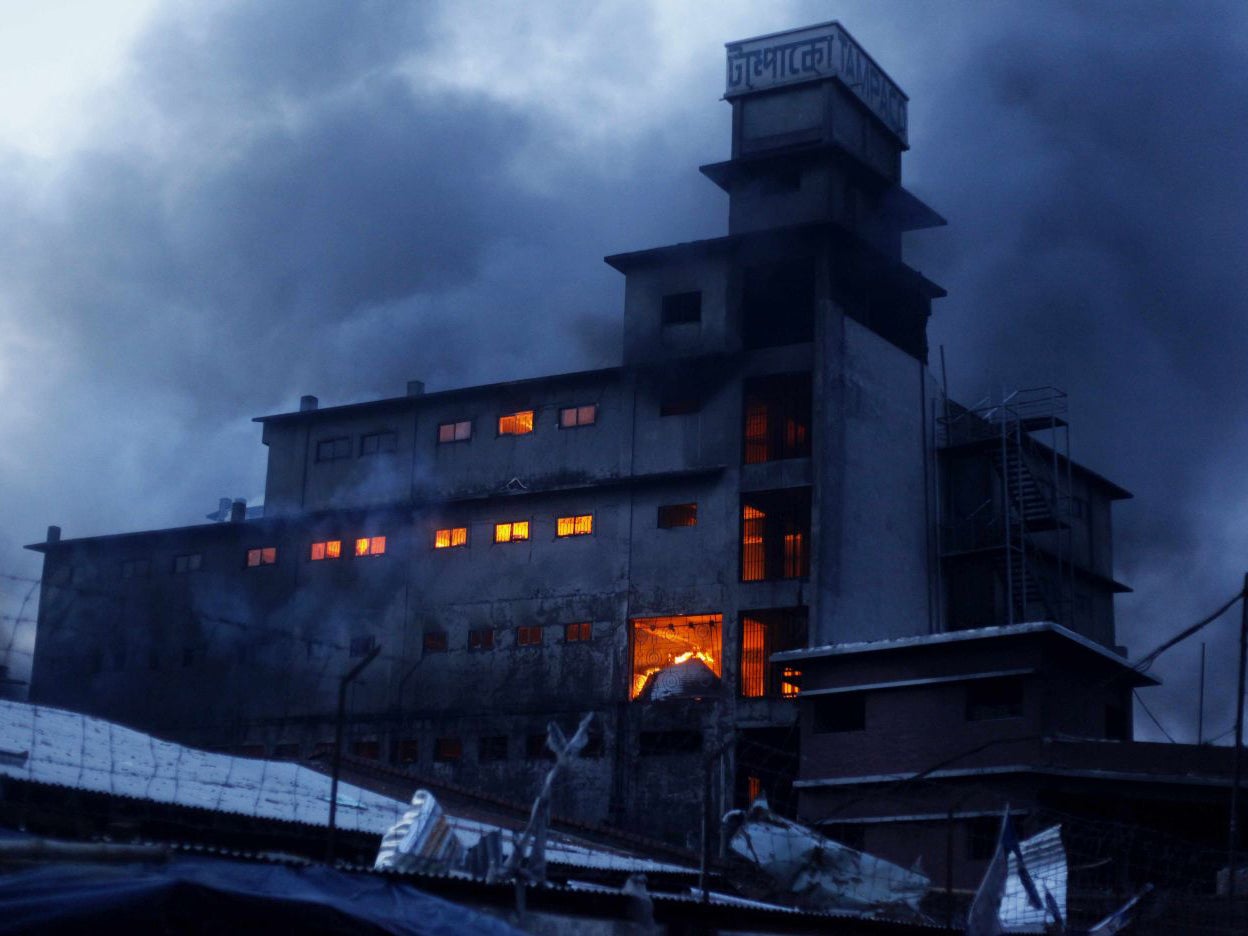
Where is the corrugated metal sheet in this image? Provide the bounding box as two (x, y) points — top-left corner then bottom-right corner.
(1000, 825), (1066, 932)
(0, 700), (411, 833)
(0, 701), (696, 876)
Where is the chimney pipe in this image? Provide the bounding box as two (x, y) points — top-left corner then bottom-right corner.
(230, 499), (247, 523)
(46, 525), (61, 544)
(300, 395), (319, 412)
(406, 380), (425, 397)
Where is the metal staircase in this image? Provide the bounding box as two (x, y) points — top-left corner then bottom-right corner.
(939, 388), (1075, 629)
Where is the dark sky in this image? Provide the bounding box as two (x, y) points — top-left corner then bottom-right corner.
(1, 1), (1245, 741)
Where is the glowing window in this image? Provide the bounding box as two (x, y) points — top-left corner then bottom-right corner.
(245, 547), (277, 568)
(741, 617), (766, 698)
(747, 775), (763, 803)
(355, 536), (387, 557)
(629, 614), (722, 701)
(741, 505), (766, 582)
(564, 622), (592, 642)
(423, 631), (448, 653)
(740, 489), (810, 582)
(498, 410), (534, 435)
(493, 521), (530, 543)
(556, 515), (593, 537)
(434, 527), (467, 549)
(739, 610), (808, 698)
(438, 420), (472, 443)
(517, 625), (543, 646)
(468, 628), (495, 651)
(559, 404), (597, 428)
(310, 540), (342, 561)
(657, 503), (697, 528)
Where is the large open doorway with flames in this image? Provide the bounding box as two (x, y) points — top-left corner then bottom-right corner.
(630, 614), (722, 701)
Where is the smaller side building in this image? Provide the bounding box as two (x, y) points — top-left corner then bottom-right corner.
(778, 623), (1240, 908)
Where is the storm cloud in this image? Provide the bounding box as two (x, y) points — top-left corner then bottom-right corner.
(1, 1), (1245, 740)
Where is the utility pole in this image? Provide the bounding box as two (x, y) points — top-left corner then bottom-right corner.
(326, 643), (381, 863)
(1227, 576), (1247, 923)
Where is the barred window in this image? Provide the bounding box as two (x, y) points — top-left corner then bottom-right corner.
(556, 514), (593, 537)
(564, 622), (592, 642)
(310, 540), (342, 561)
(493, 521), (530, 543)
(517, 625), (543, 647)
(434, 527), (467, 549)
(498, 410), (534, 435)
(423, 631), (448, 653)
(354, 535), (387, 556)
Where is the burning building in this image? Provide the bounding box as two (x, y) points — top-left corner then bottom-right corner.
(25, 22), (1129, 848)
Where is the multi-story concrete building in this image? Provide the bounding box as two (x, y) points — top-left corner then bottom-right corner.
(26, 22), (1128, 847)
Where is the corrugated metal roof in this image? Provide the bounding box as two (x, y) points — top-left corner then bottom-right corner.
(0, 700), (696, 876)
(0, 700), (412, 833)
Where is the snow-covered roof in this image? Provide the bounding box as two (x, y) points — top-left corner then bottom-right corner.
(0, 700), (409, 834)
(773, 621), (1158, 685)
(0, 700), (696, 875)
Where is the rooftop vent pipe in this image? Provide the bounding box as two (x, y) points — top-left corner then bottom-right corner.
(230, 499), (247, 523)
(300, 395), (319, 412)
(46, 525), (61, 544)
(406, 380), (425, 397)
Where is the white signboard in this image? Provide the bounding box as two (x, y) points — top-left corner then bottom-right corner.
(725, 22), (908, 145)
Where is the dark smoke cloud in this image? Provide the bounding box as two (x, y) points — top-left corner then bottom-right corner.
(903, 0), (1248, 739)
(2, 1), (1245, 743)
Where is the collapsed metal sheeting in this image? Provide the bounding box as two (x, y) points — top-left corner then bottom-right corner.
(374, 790), (464, 874)
(1000, 824), (1067, 933)
(722, 796), (930, 919)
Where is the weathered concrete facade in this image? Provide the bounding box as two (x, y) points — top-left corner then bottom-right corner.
(27, 22), (1126, 847)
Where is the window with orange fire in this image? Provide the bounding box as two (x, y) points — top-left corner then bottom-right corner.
(742, 373), (812, 464)
(354, 536), (386, 557)
(740, 609), (808, 698)
(311, 537), (384, 559)
(494, 521), (529, 543)
(310, 540), (342, 561)
(629, 614), (722, 700)
(556, 515), (593, 537)
(498, 410), (534, 436)
(434, 527), (467, 549)
(741, 489), (810, 582)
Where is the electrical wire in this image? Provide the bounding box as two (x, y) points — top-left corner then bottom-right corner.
(1133, 688), (1176, 743)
